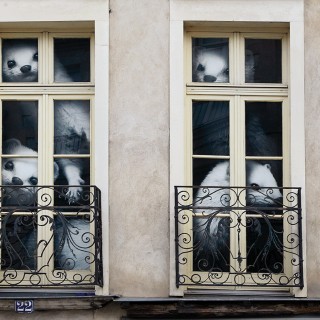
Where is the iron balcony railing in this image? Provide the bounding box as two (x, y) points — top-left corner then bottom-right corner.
(0, 185), (103, 287)
(175, 186), (303, 288)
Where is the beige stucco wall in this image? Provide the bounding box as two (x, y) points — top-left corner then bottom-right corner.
(0, 0), (318, 317)
(109, 0), (170, 297)
(305, 0), (320, 298)
(106, 0), (317, 303)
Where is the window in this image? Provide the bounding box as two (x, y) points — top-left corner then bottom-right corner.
(174, 26), (303, 290)
(0, 30), (103, 287)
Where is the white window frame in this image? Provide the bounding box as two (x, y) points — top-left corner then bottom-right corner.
(0, 31), (96, 285)
(0, 13), (109, 295)
(169, 0), (305, 297)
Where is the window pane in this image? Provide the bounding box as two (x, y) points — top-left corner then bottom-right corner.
(193, 159), (230, 188)
(193, 159), (231, 272)
(192, 38), (229, 83)
(2, 39), (38, 83)
(246, 160), (283, 200)
(245, 39), (282, 83)
(2, 101), (38, 196)
(245, 102), (282, 157)
(1, 215), (37, 270)
(2, 158), (38, 196)
(54, 99), (90, 207)
(54, 100), (90, 155)
(193, 215), (230, 272)
(246, 159), (283, 273)
(54, 158), (90, 206)
(247, 217), (283, 273)
(193, 101), (229, 156)
(54, 38), (90, 82)
(54, 216), (91, 270)
(2, 101), (38, 153)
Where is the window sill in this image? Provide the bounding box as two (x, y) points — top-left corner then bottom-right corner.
(118, 297), (320, 318)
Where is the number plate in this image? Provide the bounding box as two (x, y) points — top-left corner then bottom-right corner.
(15, 300), (34, 313)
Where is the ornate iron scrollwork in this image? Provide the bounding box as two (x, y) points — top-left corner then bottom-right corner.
(0, 185), (103, 287)
(175, 186), (303, 288)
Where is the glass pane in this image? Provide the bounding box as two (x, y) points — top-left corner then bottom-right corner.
(2, 39), (38, 82)
(2, 157), (38, 191)
(193, 215), (230, 272)
(54, 158), (90, 206)
(192, 38), (229, 83)
(193, 101), (229, 156)
(54, 38), (90, 82)
(1, 215), (37, 270)
(54, 216), (91, 270)
(2, 101), (38, 204)
(246, 160), (283, 206)
(245, 39), (282, 83)
(2, 101), (38, 152)
(247, 217), (283, 273)
(193, 159), (231, 272)
(245, 102), (282, 157)
(193, 159), (230, 189)
(54, 100), (90, 155)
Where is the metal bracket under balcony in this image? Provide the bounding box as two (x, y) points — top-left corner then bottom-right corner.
(0, 185), (103, 287)
(174, 186), (303, 288)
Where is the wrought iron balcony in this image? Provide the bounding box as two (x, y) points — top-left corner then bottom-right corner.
(0, 185), (102, 287)
(175, 186), (303, 288)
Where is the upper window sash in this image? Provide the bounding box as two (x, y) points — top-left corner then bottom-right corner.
(186, 31), (289, 88)
(0, 32), (94, 86)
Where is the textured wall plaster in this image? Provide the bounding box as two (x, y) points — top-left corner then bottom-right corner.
(305, 0), (320, 298)
(109, 0), (170, 297)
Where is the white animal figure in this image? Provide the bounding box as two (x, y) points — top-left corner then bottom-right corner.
(2, 139), (59, 206)
(2, 139), (39, 187)
(2, 39), (73, 83)
(193, 46), (229, 83)
(54, 100), (90, 203)
(2, 40), (38, 82)
(53, 61), (88, 203)
(192, 46), (255, 83)
(2, 139), (90, 270)
(195, 160), (282, 236)
(2, 139), (60, 186)
(2, 40), (89, 203)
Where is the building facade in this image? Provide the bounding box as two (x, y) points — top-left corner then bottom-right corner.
(0, 0), (319, 318)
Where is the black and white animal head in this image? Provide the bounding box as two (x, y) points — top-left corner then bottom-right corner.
(196, 160), (282, 209)
(2, 139), (59, 186)
(2, 40), (38, 82)
(194, 160), (282, 237)
(192, 47), (256, 83)
(246, 161), (282, 205)
(193, 46), (229, 83)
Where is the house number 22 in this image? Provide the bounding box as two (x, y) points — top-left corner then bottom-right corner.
(15, 300), (34, 313)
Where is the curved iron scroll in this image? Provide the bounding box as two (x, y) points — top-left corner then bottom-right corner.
(0, 185), (103, 287)
(174, 186), (303, 288)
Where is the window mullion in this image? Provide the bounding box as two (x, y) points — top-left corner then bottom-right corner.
(37, 94), (53, 282)
(41, 32), (48, 84)
(233, 32), (241, 85)
(230, 95), (247, 275)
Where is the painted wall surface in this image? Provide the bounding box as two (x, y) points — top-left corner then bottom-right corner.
(0, 0), (108, 21)
(109, 0), (170, 297)
(106, 0), (318, 302)
(0, 0), (318, 317)
(305, 0), (320, 298)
